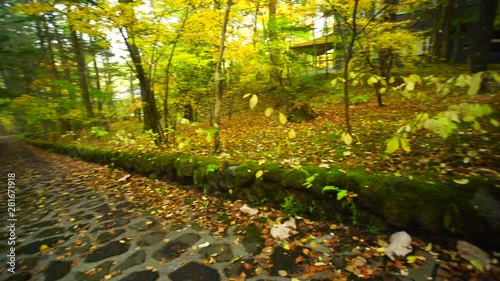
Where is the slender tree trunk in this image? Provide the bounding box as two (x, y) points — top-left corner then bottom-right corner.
(470, 0), (498, 73)
(450, 17), (461, 63)
(70, 28), (95, 119)
(437, 0), (455, 61)
(164, 7), (190, 143)
(342, 0), (360, 135)
(213, 0), (232, 153)
(92, 48), (102, 112)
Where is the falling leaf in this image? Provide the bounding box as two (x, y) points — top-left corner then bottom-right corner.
(453, 179), (469, 185)
(279, 112), (287, 125)
(255, 170), (263, 179)
(249, 94), (258, 109)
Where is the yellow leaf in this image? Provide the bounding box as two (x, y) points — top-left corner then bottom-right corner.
(379, 87), (386, 94)
(331, 78), (337, 86)
(400, 137), (411, 152)
(342, 132), (353, 145)
(283, 242), (290, 250)
(367, 76), (378, 86)
(288, 129), (296, 139)
(40, 244), (49, 252)
(385, 137), (399, 154)
(405, 81), (415, 91)
(453, 179), (469, 185)
(249, 94), (258, 109)
(467, 72), (482, 96)
(279, 112), (287, 125)
(425, 243), (433, 252)
(389, 76), (395, 83)
(265, 107), (274, 117)
(278, 270), (288, 277)
(255, 170), (263, 179)
(406, 255), (418, 264)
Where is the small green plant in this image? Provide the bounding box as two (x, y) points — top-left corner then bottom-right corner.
(177, 135), (191, 151)
(322, 185), (358, 225)
(137, 129), (159, 147)
(281, 194), (301, 217)
(90, 126), (109, 138)
(196, 128), (220, 143)
(304, 173), (318, 189)
(206, 163), (219, 174)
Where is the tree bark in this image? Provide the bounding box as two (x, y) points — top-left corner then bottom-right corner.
(470, 0), (498, 73)
(120, 28), (163, 143)
(69, 28), (94, 119)
(213, 0), (232, 153)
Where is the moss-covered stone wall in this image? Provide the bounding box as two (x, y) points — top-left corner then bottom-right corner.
(27, 140), (500, 246)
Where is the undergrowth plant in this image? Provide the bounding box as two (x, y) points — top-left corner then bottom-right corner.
(385, 71), (499, 154)
(322, 185), (358, 225)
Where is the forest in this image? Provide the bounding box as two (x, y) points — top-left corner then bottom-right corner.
(1, 0), (500, 279)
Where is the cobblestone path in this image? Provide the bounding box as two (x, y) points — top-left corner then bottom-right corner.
(0, 137), (497, 281)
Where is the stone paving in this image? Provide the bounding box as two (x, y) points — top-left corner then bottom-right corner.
(0, 137), (497, 281)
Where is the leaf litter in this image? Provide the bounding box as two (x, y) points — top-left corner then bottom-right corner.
(23, 140), (500, 280)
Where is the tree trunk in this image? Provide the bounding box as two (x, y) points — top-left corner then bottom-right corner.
(437, 0), (455, 61)
(164, 6), (190, 143)
(121, 29), (163, 143)
(341, 0), (360, 135)
(470, 0), (498, 73)
(213, 0), (232, 153)
(70, 28), (95, 119)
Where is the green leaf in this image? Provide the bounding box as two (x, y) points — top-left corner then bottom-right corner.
(367, 76), (378, 86)
(470, 259), (484, 272)
(337, 189), (348, 201)
(249, 94), (258, 109)
(265, 107), (274, 117)
(385, 137), (400, 154)
(279, 112), (287, 125)
(491, 71), (500, 82)
(322, 186), (339, 193)
(406, 255), (418, 264)
(467, 72), (482, 96)
(490, 118), (499, 127)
